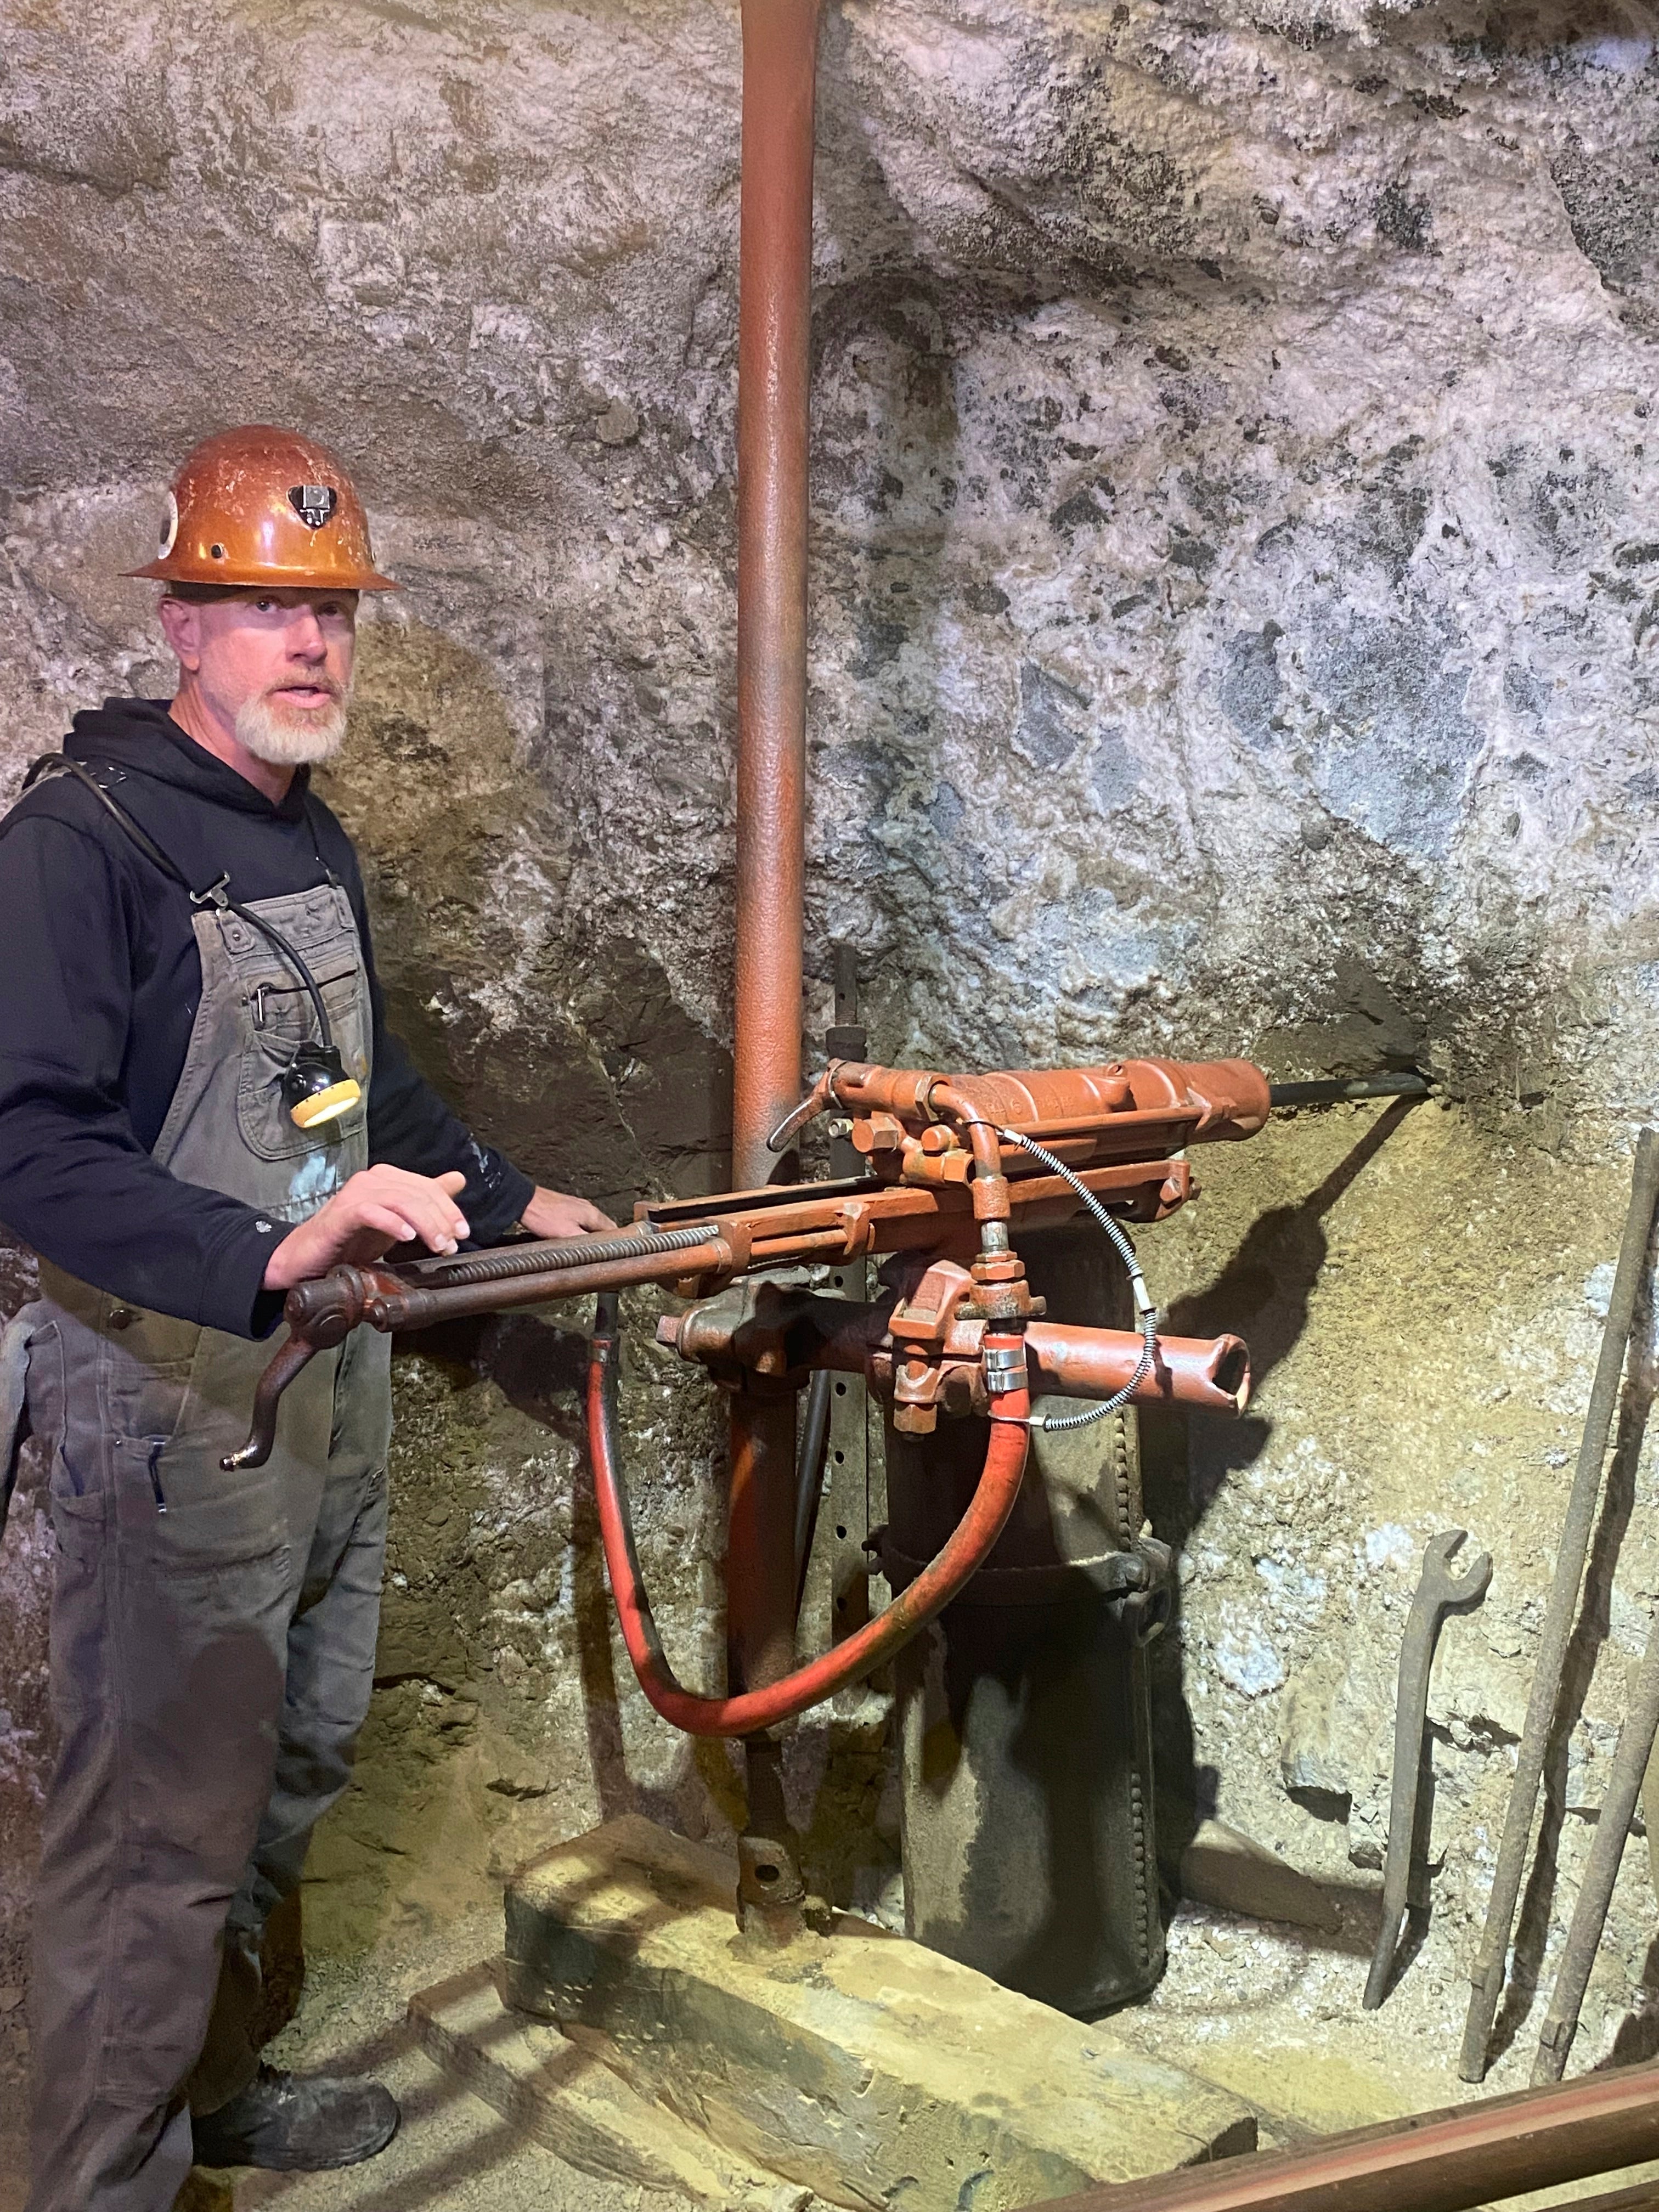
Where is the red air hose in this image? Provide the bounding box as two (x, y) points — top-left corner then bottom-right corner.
(585, 1302), (1031, 1737)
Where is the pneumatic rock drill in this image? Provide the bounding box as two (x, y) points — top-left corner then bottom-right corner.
(232, 1051), (1278, 2010)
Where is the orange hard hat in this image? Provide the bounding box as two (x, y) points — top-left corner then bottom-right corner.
(128, 425), (398, 592)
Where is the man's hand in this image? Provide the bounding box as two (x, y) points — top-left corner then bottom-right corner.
(262, 1167), (471, 1291)
(518, 1186), (617, 1240)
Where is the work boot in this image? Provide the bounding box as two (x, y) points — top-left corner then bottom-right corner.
(191, 2064), (399, 2171)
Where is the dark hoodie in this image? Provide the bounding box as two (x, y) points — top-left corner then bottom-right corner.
(0, 700), (533, 1336)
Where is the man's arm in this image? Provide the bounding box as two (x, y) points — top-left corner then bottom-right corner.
(0, 807), (483, 1333)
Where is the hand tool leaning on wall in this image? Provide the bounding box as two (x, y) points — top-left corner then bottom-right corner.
(1461, 1127), (1659, 2080)
(1533, 1590), (1659, 2082)
(1364, 1530), (1492, 2011)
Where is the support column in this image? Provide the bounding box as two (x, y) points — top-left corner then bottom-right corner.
(729, 0), (822, 1935)
(732, 0), (819, 1195)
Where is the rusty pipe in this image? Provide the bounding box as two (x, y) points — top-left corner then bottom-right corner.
(730, 0), (823, 1926)
(732, 0), (820, 1191)
(768, 1058), (1274, 1163)
(661, 1296), (1250, 1417)
(1036, 2058), (1659, 2212)
(727, 1392), (800, 1697)
(1025, 1323), (1249, 1413)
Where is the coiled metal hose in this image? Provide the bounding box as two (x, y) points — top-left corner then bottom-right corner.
(997, 1127), (1159, 1431)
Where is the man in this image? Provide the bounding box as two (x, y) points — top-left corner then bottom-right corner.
(0, 426), (613, 2211)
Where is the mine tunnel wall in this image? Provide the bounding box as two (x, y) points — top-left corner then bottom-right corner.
(4, 0), (1659, 2074)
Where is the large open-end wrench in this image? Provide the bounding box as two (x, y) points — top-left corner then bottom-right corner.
(1363, 1528), (1493, 2010)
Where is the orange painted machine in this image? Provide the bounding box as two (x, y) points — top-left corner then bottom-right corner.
(229, 1046), (1278, 2001)
(232, 1052), (1268, 1479)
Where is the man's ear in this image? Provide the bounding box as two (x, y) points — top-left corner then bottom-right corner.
(157, 593), (203, 672)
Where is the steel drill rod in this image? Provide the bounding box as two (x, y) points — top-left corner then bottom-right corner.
(398, 1221), (721, 1285)
(1268, 1074), (1434, 1107)
(1533, 1599), (1659, 2083)
(1035, 2058), (1659, 2212)
(383, 1243), (730, 1328)
(1460, 1128), (1659, 2082)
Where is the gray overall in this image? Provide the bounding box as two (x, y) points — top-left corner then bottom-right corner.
(2, 878), (392, 2212)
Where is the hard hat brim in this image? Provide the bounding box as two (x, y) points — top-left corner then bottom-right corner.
(127, 556), (399, 591)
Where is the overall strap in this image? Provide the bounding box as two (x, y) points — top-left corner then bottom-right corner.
(24, 756), (341, 1049)
(25, 755), (211, 900)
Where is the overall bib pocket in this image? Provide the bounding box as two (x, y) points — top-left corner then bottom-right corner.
(238, 966), (368, 1137)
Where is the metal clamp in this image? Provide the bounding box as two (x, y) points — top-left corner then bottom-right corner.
(982, 1340), (1028, 1396)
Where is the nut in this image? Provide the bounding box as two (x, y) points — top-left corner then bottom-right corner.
(970, 1254), (1026, 1284)
(851, 1111), (905, 1154)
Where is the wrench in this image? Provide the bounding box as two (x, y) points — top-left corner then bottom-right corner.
(1363, 1528), (1492, 2010)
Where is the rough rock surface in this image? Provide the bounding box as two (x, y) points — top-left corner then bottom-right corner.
(5, 0), (1659, 2143)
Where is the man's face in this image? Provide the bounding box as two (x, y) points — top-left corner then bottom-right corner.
(161, 587), (359, 764)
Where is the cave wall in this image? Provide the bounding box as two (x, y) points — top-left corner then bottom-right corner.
(5, 0), (1659, 2095)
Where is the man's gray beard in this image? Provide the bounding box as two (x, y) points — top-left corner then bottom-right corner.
(235, 688), (349, 765)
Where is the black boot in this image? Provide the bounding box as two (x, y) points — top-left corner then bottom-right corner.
(191, 2064), (400, 2171)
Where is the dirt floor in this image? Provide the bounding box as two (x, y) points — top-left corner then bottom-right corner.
(0, 1900), (704, 2212)
(5, 1878), (1656, 2212)
(209, 1882), (1659, 2211)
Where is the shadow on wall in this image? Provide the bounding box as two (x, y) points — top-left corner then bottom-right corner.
(1138, 1098), (1420, 1881)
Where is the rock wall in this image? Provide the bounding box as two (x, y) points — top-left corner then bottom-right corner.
(4, 0), (1659, 2103)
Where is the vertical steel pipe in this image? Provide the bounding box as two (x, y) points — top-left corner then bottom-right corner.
(727, 1395), (802, 1702)
(729, 0), (822, 1928)
(732, 0), (820, 1193)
